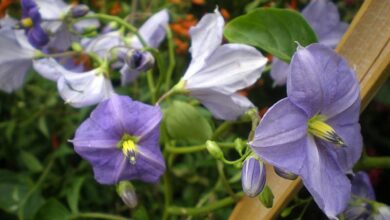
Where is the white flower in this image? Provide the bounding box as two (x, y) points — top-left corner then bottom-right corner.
(57, 67), (115, 108)
(178, 9), (267, 120)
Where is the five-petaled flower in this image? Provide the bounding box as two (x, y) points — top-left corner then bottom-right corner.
(250, 43), (362, 218)
(72, 94), (165, 184)
(174, 8), (268, 120)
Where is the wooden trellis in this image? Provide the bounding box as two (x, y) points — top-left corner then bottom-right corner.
(229, 0), (390, 219)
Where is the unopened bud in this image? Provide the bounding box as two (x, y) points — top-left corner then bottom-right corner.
(116, 181), (138, 208)
(241, 156), (266, 197)
(206, 140), (223, 160)
(274, 166), (298, 180)
(234, 138), (245, 155)
(124, 49), (155, 72)
(71, 5), (90, 18)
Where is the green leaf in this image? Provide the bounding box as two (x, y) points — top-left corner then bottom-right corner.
(0, 170), (45, 219)
(34, 199), (71, 220)
(20, 151), (44, 173)
(164, 101), (213, 144)
(259, 185), (274, 208)
(38, 116), (49, 138)
(224, 8), (318, 62)
(66, 177), (85, 214)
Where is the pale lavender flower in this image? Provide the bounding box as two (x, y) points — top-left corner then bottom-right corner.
(84, 9), (168, 85)
(57, 66), (115, 108)
(241, 156), (266, 197)
(72, 95), (165, 184)
(0, 29), (36, 93)
(35, 0), (99, 51)
(175, 9), (267, 120)
(251, 43), (362, 218)
(0, 15), (18, 30)
(119, 49), (155, 85)
(271, 0), (348, 86)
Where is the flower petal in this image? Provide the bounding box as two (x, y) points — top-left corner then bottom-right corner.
(251, 98), (308, 173)
(300, 137), (351, 219)
(301, 0), (342, 42)
(270, 57), (289, 87)
(0, 30), (34, 93)
(57, 69), (114, 108)
(131, 9), (169, 49)
(319, 22), (348, 48)
(190, 89), (254, 120)
(35, 0), (69, 19)
(185, 43), (267, 93)
(33, 58), (64, 81)
(85, 31), (124, 58)
(324, 123), (362, 172)
(287, 43), (358, 117)
(183, 8), (224, 80)
(351, 172), (376, 200)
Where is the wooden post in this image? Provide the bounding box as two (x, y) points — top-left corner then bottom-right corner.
(229, 0), (390, 219)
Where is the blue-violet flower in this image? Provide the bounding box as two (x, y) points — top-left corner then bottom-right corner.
(72, 95), (165, 184)
(250, 43), (362, 218)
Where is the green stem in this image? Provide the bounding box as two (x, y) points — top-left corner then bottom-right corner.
(83, 14), (148, 47)
(354, 156), (390, 171)
(167, 192), (244, 216)
(18, 158), (55, 220)
(162, 149), (173, 220)
(164, 26), (176, 92)
(212, 121), (234, 140)
(217, 161), (238, 201)
(166, 142), (235, 154)
(146, 70), (156, 103)
(69, 212), (129, 220)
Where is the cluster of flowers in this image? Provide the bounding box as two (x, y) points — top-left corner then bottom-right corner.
(0, 0), (380, 218)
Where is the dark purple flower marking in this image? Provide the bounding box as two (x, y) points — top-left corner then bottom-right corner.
(251, 43), (362, 218)
(72, 95), (165, 185)
(21, 0), (49, 48)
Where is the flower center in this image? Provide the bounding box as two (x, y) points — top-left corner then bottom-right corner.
(21, 18), (34, 28)
(307, 115), (345, 147)
(118, 134), (140, 165)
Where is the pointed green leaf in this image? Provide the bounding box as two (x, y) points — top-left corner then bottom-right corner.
(224, 8), (318, 62)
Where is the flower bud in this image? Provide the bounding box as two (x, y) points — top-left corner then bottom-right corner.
(116, 181), (138, 208)
(241, 156), (266, 197)
(124, 49), (155, 72)
(206, 140), (223, 160)
(70, 5), (90, 18)
(274, 166), (298, 180)
(102, 22), (119, 33)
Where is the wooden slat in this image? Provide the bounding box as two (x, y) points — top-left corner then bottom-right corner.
(229, 0), (390, 219)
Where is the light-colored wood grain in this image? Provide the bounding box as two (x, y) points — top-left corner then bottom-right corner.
(229, 0), (390, 219)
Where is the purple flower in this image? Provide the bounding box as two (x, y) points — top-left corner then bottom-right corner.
(175, 9), (267, 120)
(250, 43), (362, 218)
(72, 95), (165, 184)
(271, 0), (348, 86)
(21, 0), (49, 48)
(241, 156), (266, 197)
(0, 29), (36, 93)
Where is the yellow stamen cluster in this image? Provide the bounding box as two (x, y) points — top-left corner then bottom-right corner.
(308, 115), (345, 147)
(21, 18), (34, 28)
(122, 139), (137, 165)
